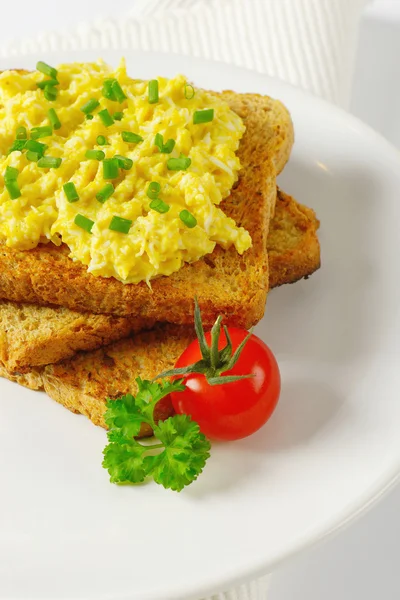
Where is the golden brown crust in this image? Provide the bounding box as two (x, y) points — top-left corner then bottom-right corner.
(0, 93), (278, 329)
(0, 190), (320, 373)
(1, 324), (194, 436)
(268, 189), (321, 288)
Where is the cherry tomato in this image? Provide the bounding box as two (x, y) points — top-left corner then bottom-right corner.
(170, 328), (281, 441)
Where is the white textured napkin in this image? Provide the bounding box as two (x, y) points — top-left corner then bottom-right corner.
(0, 1), (367, 598)
(1, 0), (367, 107)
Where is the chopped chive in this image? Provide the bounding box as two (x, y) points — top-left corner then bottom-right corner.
(63, 182), (79, 203)
(5, 180), (21, 200)
(102, 79), (117, 101)
(193, 109), (214, 124)
(109, 215), (132, 234)
(37, 156), (62, 169)
(113, 111), (123, 121)
(114, 155), (133, 170)
(85, 149), (105, 161)
(167, 154), (191, 171)
(154, 133), (175, 154)
(96, 183), (114, 204)
(154, 133), (163, 151)
(162, 139), (176, 154)
(44, 86), (57, 101)
(30, 126), (53, 140)
(103, 158), (119, 180)
(80, 98), (100, 115)
(36, 61), (57, 79)
(48, 108), (61, 130)
(180, 209), (197, 228)
(4, 167), (20, 199)
(146, 181), (161, 200)
(4, 166), (19, 182)
(121, 131), (143, 144)
(26, 151), (40, 162)
(8, 140), (26, 154)
(25, 140), (47, 157)
(86, 114), (94, 120)
(112, 80), (127, 103)
(37, 78), (59, 89)
(98, 109), (114, 128)
(74, 214), (94, 234)
(148, 79), (159, 104)
(96, 135), (108, 145)
(184, 84), (195, 100)
(150, 198), (170, 214)
(16, 126), (27, 140)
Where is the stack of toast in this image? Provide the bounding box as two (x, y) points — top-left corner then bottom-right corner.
(0, 90), (320, 432)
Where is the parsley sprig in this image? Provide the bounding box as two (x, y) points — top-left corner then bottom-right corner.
(102, 378), (211, 492)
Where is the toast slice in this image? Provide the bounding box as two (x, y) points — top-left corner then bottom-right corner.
(268, 189), (321, 288)
(0, 190), (320, 373)
(0, 93), (293, 329)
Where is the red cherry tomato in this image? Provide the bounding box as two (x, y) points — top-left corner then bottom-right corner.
(170, 328), (281, 441)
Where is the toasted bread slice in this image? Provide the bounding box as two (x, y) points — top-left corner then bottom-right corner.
(268, 189), (320, 288)
(0, 191), (319, 373)
(0, 93), (293, 329)
(0, 325), (192, 437)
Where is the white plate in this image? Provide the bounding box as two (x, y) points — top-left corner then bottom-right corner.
(1, 51), (400, 600)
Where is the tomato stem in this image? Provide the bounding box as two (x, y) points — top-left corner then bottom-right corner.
(155, 298), (254, 386)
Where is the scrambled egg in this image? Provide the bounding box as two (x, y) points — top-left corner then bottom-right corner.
(0, 59), (251, 283)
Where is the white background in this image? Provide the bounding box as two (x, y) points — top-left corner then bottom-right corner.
(1, 1), (400, 598)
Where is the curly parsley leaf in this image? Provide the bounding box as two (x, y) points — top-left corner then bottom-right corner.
(102, 378), (211, 491)
(149, 415), (211, 491)
(103, 442), (149, 484)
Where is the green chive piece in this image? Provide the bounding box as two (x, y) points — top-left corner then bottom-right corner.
(4, 166), (19, 182)
(63, 182), (79, 203)
(167, 154), (191, 171)
(86, 114), (94, 120)
(162, 139), (176, 154)
(96, 135), (108, 145)
(37, 78), (59, 89)
(25, 140), (47, 157)
(16, 126), (27, 140)
(103, 158), (119, 180)
(37, 156), (62, 169)
(150, 198), (170, 214)
(154, 133), (175, 154)
(114, 155), (133, 170)
(80, 98), (100, 115)
(148, 79), (159, 104)
(121, 131), (143, 144)
(111, 81), (127, 103)
(154, 133), (163, 151)
(30, 126), (53, 140)
(48, 108), (61, 130)
(26, 151), (40, 162)
(5, 180), (21, 200)
(96, 183), (114, 204)
(74, 214), (94, 234)
(44, 87), (57, 101)
(85, 149), (105, 161)
(36, 61), (57, 79)
(193, 109), (214, 124)
(8, 140), (26, 154)
(113, 111), (123, 121)
(109, 215), (132, 234)
(4, 167), (20, 199)
(146, 181), (161, 200)
(98, 109), (114, 128)
(180, 209), (197, 228)
(102, 79), (117, 101)
(184, 84), (195, 100)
